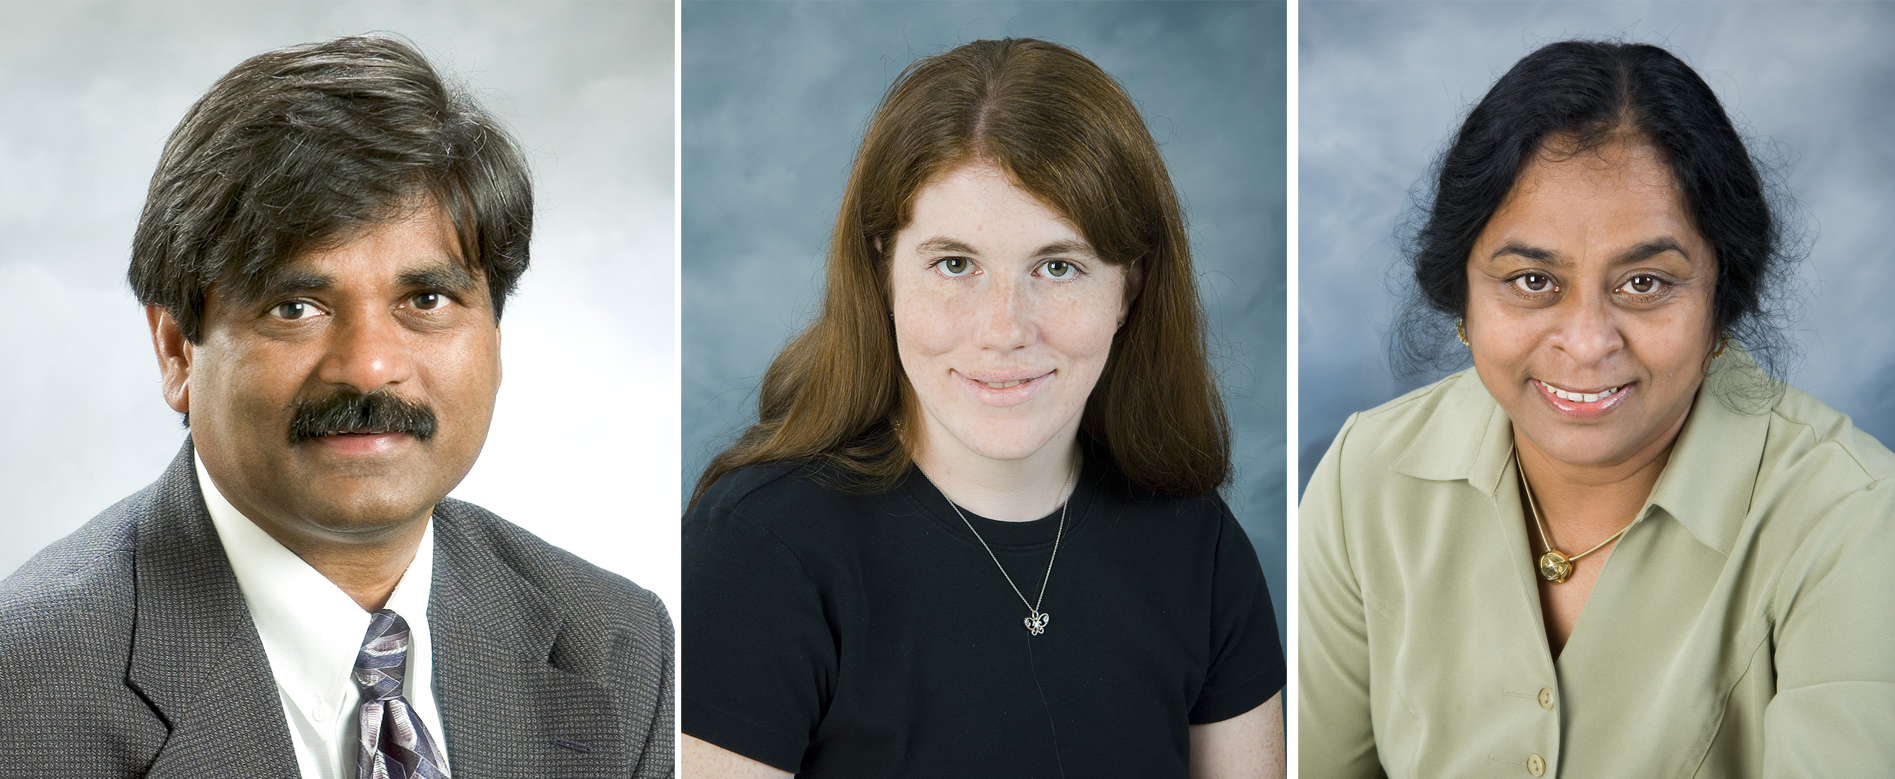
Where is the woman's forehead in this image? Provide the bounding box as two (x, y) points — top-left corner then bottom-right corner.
(1476, 140), (1708, 266)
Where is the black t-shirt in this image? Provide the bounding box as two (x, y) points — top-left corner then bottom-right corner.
(682, 456), (1285, 777)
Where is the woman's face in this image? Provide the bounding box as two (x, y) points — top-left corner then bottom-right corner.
(890, 162), (1130, 469)
(1465, 140), (1718, 471)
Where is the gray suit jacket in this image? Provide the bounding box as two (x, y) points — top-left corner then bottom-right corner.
(0, 441), (674, 778)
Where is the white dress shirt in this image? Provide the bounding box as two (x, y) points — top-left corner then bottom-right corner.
(197, 455), (453, 779)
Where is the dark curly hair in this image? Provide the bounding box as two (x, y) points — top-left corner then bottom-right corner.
(1390, 39), (1803, 396)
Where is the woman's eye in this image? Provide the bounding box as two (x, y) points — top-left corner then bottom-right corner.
(1619, 275), (1664, 295)
(1041, 260), (1075, 279)
(270, 301), (322, 320)
(935, 257), (974, 277)
(1511, 273), (1557, 294)
(412, 292), (448, 310)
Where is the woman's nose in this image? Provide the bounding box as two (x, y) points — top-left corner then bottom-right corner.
(972, 276), (1033, 350)
(1550, 292), (1623, 366)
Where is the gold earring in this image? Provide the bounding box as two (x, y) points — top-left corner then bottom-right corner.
(1712, 333), (1728, 359)
(1456, 319), (1469, 346)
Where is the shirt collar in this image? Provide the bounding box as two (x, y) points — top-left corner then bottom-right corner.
(1388, 350), (1773, 556)
(196, 454), (435, 722)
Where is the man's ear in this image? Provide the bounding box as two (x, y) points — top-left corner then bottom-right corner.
(146, 305), (192, 414)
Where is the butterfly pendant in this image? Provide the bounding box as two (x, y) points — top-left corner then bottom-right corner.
(1024, 612), (1051, 636)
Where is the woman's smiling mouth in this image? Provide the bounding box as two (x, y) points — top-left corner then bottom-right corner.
(1534, 378), (1632, 417)
(956, 370), (1053, 406)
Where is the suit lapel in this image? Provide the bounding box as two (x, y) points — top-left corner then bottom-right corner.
(429, 501), (631, 778)
(125, 441), (302, 778)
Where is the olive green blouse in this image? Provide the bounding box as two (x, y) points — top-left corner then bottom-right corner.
(1300, 355), (1895, 778)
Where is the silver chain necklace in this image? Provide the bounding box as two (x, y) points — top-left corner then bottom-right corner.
(925, 464), (1076, 636)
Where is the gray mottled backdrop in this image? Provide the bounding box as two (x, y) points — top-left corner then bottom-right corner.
(683, 0), (1289, 634)
(0, 1), (679, 611)
(1300, 1), (1895, 493)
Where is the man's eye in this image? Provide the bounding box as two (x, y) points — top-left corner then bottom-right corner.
(1511, 274), (1556, 293)
(413, 292), (449, 310)
(271, 301), (322, 320)
(1041, 260), (1075, 279)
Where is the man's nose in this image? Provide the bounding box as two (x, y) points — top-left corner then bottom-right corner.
(317, 308), (414, 393)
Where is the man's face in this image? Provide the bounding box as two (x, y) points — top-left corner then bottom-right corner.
(156, 203), (501, 545)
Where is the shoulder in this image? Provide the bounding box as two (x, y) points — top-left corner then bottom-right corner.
(0, 488), (150, 654)
(1744, 385), (1895, 563)
(1760, 384), (1895, 487)
(691, 461), (848, 516)
(435, 497), (672, 657)
(1098, 474), (1243, 532)
(1317, 369), (1490, 479)
(0, 487), (165, 752)
(686, 461), (875, 540)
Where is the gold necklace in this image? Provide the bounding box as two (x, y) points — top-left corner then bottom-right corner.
(1516, 450), (1632, 584)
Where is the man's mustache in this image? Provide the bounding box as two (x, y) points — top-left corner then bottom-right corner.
(287, 390), (438, 444)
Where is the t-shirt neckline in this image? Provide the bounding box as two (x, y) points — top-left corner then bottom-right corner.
(898, 455), (1105, 550)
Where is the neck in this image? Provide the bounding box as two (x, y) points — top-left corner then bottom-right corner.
(914, 434), (1079, 523)
(1513, 409), (1687, 541)
(280, 526), (427, 611)
(237, 509), (429, 612)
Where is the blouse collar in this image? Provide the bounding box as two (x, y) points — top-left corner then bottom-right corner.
(1387, 349), (1774, 556)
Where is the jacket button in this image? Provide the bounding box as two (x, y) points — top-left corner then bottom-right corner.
(1527, 753), (1546, 776)
(1538, 688), (1555, 710)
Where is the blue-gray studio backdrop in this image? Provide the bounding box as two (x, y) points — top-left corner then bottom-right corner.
(1301, 1), (1895, 494)
(683, 0), (1289, 634)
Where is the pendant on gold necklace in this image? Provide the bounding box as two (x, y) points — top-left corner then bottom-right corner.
(1538, 550), (1573, 583)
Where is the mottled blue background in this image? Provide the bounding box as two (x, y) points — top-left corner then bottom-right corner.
(1301, 1), (1895, 493)
(683, 0), (1288, 633)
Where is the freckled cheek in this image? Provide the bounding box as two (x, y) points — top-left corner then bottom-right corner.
(1039, 308), (1119, 361)
(891, 284), (970, 358)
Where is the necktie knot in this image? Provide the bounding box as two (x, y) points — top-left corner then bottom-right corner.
(353, 609), (411, 702)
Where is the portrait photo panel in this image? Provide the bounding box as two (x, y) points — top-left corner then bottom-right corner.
(1299, 0), (1895, 494)
(0, 0), (679, 608)
(682, 0), (1289, 629)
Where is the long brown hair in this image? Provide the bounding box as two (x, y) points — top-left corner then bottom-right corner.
(692, 38), (1228, 506)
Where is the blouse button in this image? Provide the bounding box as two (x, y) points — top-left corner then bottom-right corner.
(1527, 753), (1546, 777)
(1538, 687), (1555, 710)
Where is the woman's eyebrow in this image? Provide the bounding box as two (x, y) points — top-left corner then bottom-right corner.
(1032, 239), (1096, 258)
(1489, 242), (1564, 266)
(913, 237), (979, 255)
(1487, 237), (1690, 267)
(1609, 237), (1691, 266)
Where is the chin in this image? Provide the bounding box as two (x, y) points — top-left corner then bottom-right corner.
(954, 428), (1062, 463)
(1522, 427), (1645, 469)
(298, 486), (441, 533)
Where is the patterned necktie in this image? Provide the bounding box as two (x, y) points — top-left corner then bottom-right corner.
(354, 609), (450, 779)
